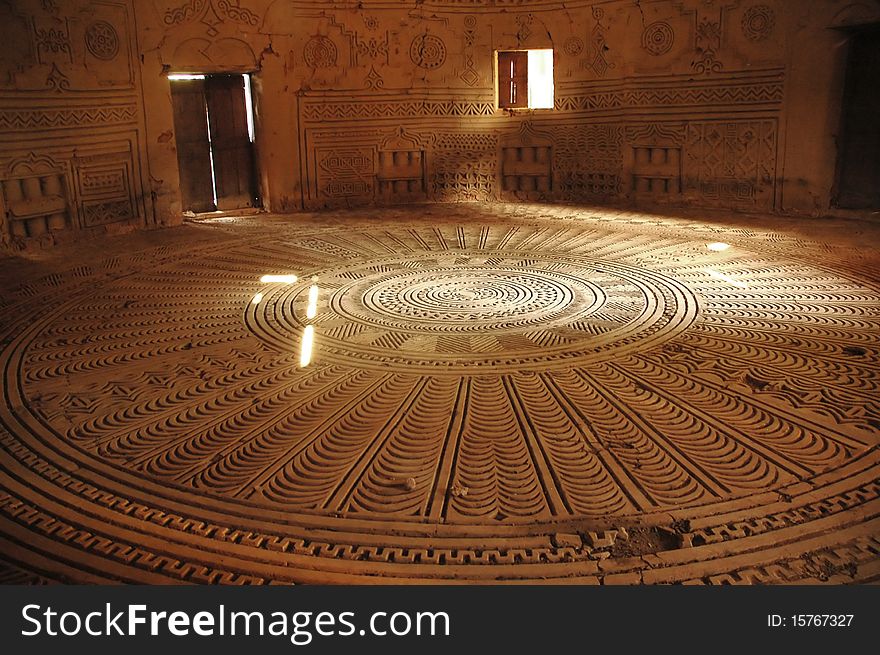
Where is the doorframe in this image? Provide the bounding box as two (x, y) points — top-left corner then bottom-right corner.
(831, 22), (880, 209)
(168, 71), (262, 214)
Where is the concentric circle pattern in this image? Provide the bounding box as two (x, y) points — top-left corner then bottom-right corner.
(0, 204), (878, 584)
(253, 252), (698, 371)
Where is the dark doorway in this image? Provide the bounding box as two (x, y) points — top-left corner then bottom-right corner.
(170, 73), (259, 213)
(835, 27), (880, 209)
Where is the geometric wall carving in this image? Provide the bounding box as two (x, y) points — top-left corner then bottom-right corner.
(564, 36), (584, 57)
(1, 139), (144, 240)
(81, 199), (135, 226)
(296, 71), (784, 211)
(85, 21), (120, 60)
(642, 21), (674, 56)
(431, 133), (497, 202)
(163, 0), (260, 28)
(302, 97), (496, 122)
(741, 5), (775, 42)
(501, 145), (551, 193)
(0, 0), (149, 242)
(75, 154), (136, 226)
(303, 36), (338, 68)
(693, 18), (723, 74)
(409, 34), (447, 69)
(34, 22), (73, 65)
(683, 120), (777, 208)
(631, 145), (682, 196)
(171, 37), (257, 70)
(584, 7), (613, 76)
(554, 124), (623, 199)
(0, 1), (812, 232)
(316, 147), (375, 202)
(0, 104), (138, 131)
(554, 72), (784, 113)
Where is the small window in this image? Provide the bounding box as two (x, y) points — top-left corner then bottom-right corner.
(496, 49), (554, 110)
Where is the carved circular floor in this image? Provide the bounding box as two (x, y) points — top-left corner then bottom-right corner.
(0, 205), (878, 584)
(253, 251), (699, 371)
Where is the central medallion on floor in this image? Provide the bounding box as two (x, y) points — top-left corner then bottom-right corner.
(252, 248), (700, 372)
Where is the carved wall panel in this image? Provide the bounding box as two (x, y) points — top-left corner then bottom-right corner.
(377, 128), (427, 203)
(625, 124), (686, 200)
(0, 154), (71, 238)
(431, 133), (497, 202)
(683, 120), (778, 208)
(500, 123), (553, 198)
(140, 1), (805, 216)
(0, 135), (146, 241)
(75, 151), (138, 227)
(553, 124), (623, 200)
(0, 0), (150, 244)
(631, 145), (682, 197)
(501, 145), (552, 194)
(554, 71), (785, 114)
(315, 147), (376, 205)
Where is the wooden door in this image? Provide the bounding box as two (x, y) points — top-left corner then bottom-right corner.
(836, 28), (880, 209)
(170, 79), (216, 213)
(205, 75), (257, 210)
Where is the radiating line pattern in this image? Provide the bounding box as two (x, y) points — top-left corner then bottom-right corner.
(0, 205), (878, 583)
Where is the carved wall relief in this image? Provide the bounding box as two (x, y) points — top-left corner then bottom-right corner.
(500, 123), (553, 198)
(75, 151), (137, 227)
(316, 147), (376, 204)
(1, 154), (71, 238)
(585, 7), (613, 76)
(683, 120), (777, 208)
(410, 33), (447, 70)
(459, 15), (479, 87)
(554, 124), (623, 200)
(0, 139), (146, 241)
(172, 37), (257, 70)
(431, 133), (498, 202)
(0, 1), (149, 242)
(741, 5), (775, 42)
(84, 20), (120, 60)
(564, 36), (584, 57)
(631, 145), (682, 196)
(304, 36), (338, 69)
(153, 0), (803, 216)
(163, 0), (259, 30)
(625, 124), (685, 200)
(377, 128), (426, 203)
(642, 21), (675, 56)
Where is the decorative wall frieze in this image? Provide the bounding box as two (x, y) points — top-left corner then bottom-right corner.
(302, 95), (496, 122)
(163, 0), (259, 30)
(556, 71), (785, 113)
(0, 103), (138, 131)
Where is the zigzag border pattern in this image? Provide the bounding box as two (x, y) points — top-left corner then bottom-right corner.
(0, 105), (138, 131)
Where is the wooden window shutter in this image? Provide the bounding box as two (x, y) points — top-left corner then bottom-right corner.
(498, 51), (528, 109)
